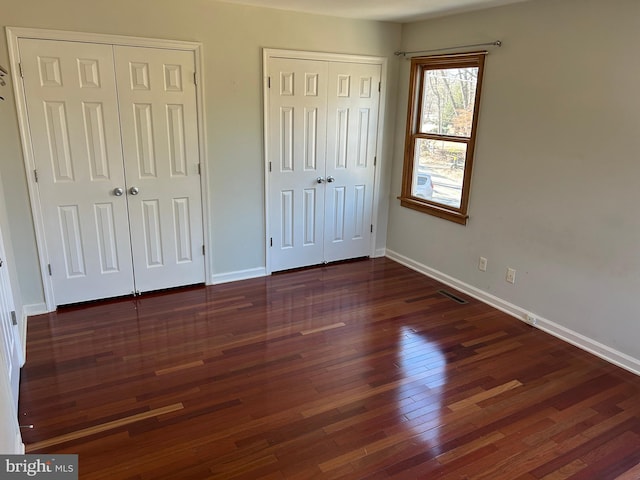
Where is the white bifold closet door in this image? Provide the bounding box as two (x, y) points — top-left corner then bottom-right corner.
(19, 38), (204, 306)
(268, 57), (381, 272)
(0, 224), (21, 411)
(0, 227), (22, 453)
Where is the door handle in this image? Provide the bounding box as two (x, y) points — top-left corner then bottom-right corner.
(326, 176), (335, 183)
(316, 177), (325, 184)
(129, 186), (140, 195)
(113, 187), (124, 196)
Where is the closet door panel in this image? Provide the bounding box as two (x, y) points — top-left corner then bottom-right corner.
(324, 62), (381, 263)
(114, 46), (205, 292)
(267, 58), (328, 272)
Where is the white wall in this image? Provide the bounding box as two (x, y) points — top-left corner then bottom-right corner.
(387, 0), (640, 369)
(0, 0), (401, 307)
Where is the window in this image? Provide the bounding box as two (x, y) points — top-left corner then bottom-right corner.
(400, 52), (486, 225)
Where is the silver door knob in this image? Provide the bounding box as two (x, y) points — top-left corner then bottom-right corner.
(316, 177), (325, 184)
(113, 187), (124, 196)
(326, 176), (335, 183)
(129, 186), (140, 195)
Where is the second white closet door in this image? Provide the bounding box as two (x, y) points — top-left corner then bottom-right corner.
(268, 56), (381, 272)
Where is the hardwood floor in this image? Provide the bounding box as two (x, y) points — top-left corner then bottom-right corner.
(19, 258), (640, 479)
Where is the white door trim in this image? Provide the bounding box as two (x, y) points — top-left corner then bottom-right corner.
(6, 27), (211, 311)
(262, 48), (388, 274)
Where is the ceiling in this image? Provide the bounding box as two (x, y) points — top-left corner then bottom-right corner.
(215, 0), (531, 23)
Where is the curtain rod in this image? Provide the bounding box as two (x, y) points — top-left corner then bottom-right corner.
(394, 40), (502, 58)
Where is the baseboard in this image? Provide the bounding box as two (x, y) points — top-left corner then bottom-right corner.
(385, 249), (640, 376)
(210, 267), (267, 285)
(534, 319), (640, 377)
(373, 248), (386, 258)
(20, 304), (46, 366)
(23, 303), (47, 317)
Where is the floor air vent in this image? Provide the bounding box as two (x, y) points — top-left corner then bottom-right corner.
(437, 289), (468, 304)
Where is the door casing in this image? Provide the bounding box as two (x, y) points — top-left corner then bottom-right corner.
(6, 27), (212, 312)
(262, 48), (388, 274)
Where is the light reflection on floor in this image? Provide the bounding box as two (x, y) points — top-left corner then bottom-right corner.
(396, 325), (448, 456)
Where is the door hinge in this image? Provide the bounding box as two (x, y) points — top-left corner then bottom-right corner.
(267, 77), (271, 88)
(19, 63), (24, 78)
(33, 169), (38, 182)
(10, 311), (17, 326)
(378, 81), (381, 93)
(198, 163), (202, 175)
(370, 224), (374, 233)
(374, 156), (377, 167)
(269, 162), (272, 173)
(270, 237), (273, 247)
(193, 72), (198, 85)
(202, 245), (205, 255)
(47, 264), (52, 276)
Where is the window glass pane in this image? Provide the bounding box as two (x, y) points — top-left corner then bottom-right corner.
(420, 66), (478, 137)
(412, 138), (467, 209)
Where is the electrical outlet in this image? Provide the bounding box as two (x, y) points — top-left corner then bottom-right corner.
(506, 268), (516, 284)
(478, 257), (487, 272)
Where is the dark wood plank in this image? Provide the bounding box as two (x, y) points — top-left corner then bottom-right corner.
(18, 258), (640, 479)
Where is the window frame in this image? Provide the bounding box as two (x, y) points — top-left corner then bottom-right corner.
(399, 52), (486, 225)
